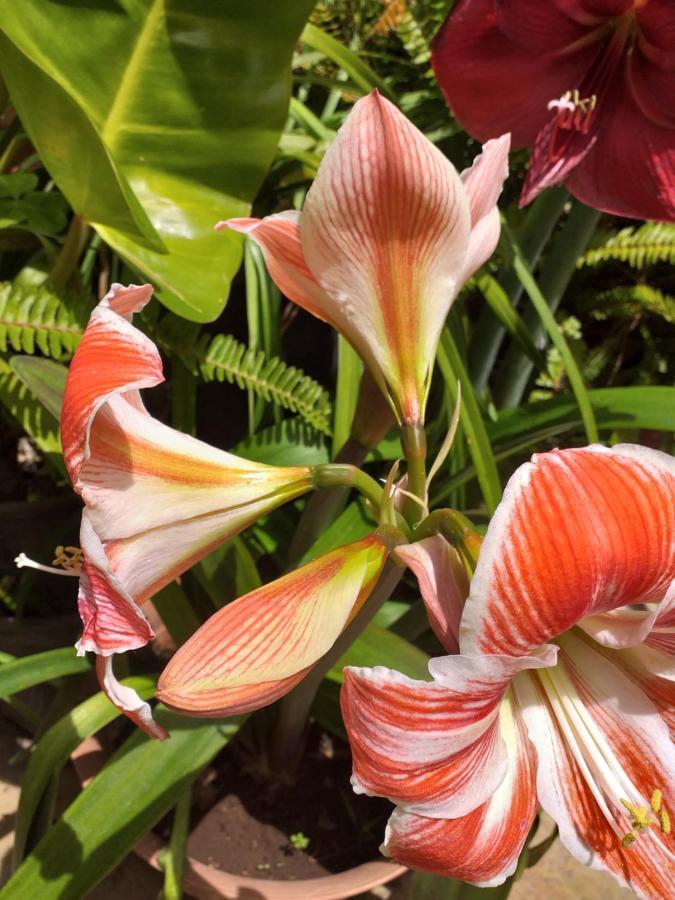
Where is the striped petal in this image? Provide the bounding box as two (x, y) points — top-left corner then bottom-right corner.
(220, 212), (385, 399)
(382, 692), (538, 887)
(461, 444), (675, 656)
(460, 134), (511, 283)
(156, 532), (392, 717)
(61, 285), (315, 736)
(340, 648), (556, 817)
(300, 91), (472, 426)
(62, 284), (314, 657)
(394, 536), (469, 653)
(515, 632), (675, 899)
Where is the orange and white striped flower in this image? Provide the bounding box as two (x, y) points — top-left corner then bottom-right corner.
(156, 529), (396, 717)
(342, 445), (675, 897)
(219, 91), (509, 427)
(61, 283), (315, 738)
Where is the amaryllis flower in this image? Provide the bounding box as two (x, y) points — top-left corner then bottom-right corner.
(342, 445), (675, 897)
(219, 91), (509, 427)
(432, 0), (675, 221)
(60, 283), (316, 737)
(156, 528), (399, 716)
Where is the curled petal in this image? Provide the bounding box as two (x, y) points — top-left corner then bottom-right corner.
(460, 134), (511, 282)
(157, 533), (391, 717)
(61, 283), (159, 483)
(461, 444), (675, 656)
(394, 536), (468, 653)
(515, 633), (675, 898)
(62, 285), (314, 659)
(341, 649), (555, 816)
(95, 656), (168, 742)
(300, 91), (471, 425)
(382, 693), (538, 887)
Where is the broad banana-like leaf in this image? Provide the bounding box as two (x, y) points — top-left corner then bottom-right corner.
(0, 0), (315, 321)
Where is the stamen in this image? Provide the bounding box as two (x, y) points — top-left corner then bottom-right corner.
(621, 832), (637, 848)
(620, 799), (654, 831)
(547, 90), (597, 135)
(15, 545), (83, 577)
(52, 545), (84, 572)
(651, 789), (663, 814)
(660, 809), (671, 835)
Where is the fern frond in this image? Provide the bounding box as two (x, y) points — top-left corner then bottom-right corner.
(156, 317), (333, 435)
(578, 223), (675, 269)
(585, 285), (675, 324)
(0, 282), (90, 359)
(0, 356), (63, 468)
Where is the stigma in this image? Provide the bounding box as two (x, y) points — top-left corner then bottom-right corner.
(15, 545), (83, 577)
(548, 90), (597, 135)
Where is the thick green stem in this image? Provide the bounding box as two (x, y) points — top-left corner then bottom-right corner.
(469, 187), (568, 393)
(270, 559), (404, 772)
(413, 508), (482, 572)
(287, 437), (369, 568)
(401, 423), (427, 526)
(49, 214), (90, 291)
(504, 220), (599, 444)
(496, 202), (601, 408)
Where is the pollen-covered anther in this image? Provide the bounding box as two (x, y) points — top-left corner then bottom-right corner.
(52, 545), (84, 572)
(547, 90), (597, 134)
(620, 789), (672, 845)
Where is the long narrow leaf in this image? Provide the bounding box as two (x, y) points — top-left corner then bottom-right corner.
(13, 676), (157, 866)
(301, 23), (396, 101)
(503, 221), (599, 443)
(437, 328), (502, 514)
(0, 648), (89, 698)
(5, 709), (244, 900)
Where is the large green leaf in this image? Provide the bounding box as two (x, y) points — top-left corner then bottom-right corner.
(4, 709), (244, 899)
(0, 1), (315, 321)
(327, 622), (430, 683)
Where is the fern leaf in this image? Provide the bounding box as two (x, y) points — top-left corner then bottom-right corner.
(155, 317), (334, 435)
(586, 285), (675, 324)
(0, 281), (90, 359)
(0, 355), (64, 472)
(578, 223), (675, 269)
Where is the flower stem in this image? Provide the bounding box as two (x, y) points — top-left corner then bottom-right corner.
(270, 559), (404, 773)
(49, 214), (91, 291)
(401, 423), (427, 526)
(495, 201), (601, 407)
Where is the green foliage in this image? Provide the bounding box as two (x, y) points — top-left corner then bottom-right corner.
(578, 222), (675, 269)
(586, 284), (675, 324)
(0, 0), (316, 321)
(0, 280), (89, 358)
(156, 316), (333, 435)
(0, 355), (63, 467)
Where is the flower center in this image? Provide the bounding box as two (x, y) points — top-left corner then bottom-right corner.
(548, 90), (598, 135)
(532, 663), (675, 860)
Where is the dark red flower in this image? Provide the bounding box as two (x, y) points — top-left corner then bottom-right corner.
(432, 0), (675, 221)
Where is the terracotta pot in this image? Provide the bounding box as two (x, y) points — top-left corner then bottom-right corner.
(71, 735), (407, 900)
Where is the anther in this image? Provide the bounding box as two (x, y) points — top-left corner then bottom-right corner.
(621, 832), (637, 848)
(651, 789), (663, 814)
(659, 809), (671, 835)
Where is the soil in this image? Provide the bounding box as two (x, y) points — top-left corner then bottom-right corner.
(185, 724), (393, 881)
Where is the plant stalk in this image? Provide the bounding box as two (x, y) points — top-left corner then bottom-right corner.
(401, 422), (427, 526)
(469, 187), (568, 393)
(495, 202), (601, 408)
(49, 214), (91, 291)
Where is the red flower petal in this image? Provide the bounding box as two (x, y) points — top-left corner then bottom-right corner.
(61, 283), (159, 483)
(382, 693), (538, 886)
(341, 649), (556, 817)
(432, 0), (594, 146)
(566, 74), (675, 220)
(495, 0), (590, 50)
(461, 445), (675, 656)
